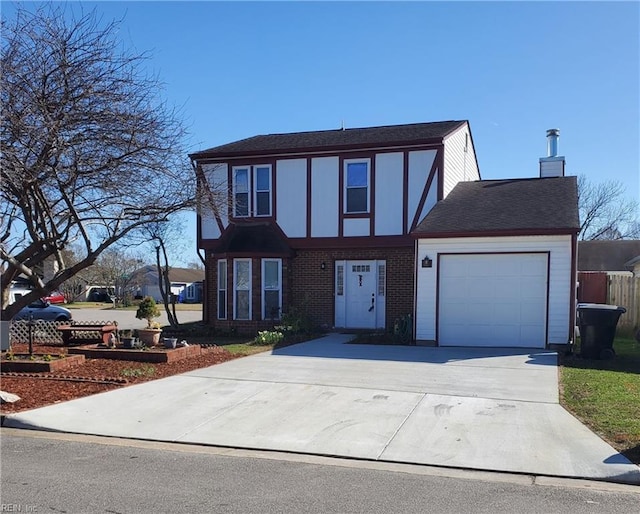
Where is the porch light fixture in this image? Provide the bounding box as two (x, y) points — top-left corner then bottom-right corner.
(421, 256), (433, 268)
(320, 262), (326, 270)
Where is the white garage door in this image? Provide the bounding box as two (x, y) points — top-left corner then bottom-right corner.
(438, 253), (548, 348)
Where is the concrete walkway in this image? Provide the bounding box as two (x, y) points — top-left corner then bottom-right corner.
(4, 334), (640, 484)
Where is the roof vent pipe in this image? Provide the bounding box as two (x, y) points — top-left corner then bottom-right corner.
(547, 128), (560, 157)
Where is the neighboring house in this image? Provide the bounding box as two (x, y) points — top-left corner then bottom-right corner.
(577, 240), (640, 305)
(192, 121), (579, 349)
(133, 266), (204, 303)
(578, 240), (640, 274)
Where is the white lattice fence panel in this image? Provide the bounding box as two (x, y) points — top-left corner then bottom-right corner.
(9, 320), (116, 345)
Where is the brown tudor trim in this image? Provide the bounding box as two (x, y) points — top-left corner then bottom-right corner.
(569, 233), (578, 344)
(437, 144), (445, 201)
(271, 163), (277, 221)
(196, 233), (414, 252)
(410, 152), (439, 232)
(545, 252), (551, 348)
(197, 144), (446, 250)
(435, 253), (442, 346)
(413, 239), (419, 342)
(402, 151), (409, 234)
(411, 228), (580, 239)
(306, 158), (312, 238)
(435, 251), (552, 347)
(338, 156), (344, 238)
(343, 213), (370, 219)
(370, 155), (376, 237)
(189, 136), (457, 161)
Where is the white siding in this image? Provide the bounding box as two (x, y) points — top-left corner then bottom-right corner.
(418, 172), (438, 225)
(276, 158), (307, 237)
(200, 163), (228, 240)
(539, 158), (564, 178)
(415, 235), (573, 345)
(442, 123), (480, 198)
(408, 150), (436, 231)
(343, 218), (370, 237)
(374, 152), (404, 235)
(311, 157), (339, 237)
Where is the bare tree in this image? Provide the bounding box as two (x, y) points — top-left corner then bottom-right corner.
(0, 5), (196, 318)
(89, 249), (145, 306)
(578, 175), (639, 240)
(143, 221), (182, 328)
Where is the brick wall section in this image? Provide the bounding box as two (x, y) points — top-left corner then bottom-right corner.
(290, 247), (414, 330)
(205, 247), (414, 335)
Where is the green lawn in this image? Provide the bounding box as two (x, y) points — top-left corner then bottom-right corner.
(560, 338), (640, 464)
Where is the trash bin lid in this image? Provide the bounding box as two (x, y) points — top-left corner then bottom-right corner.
(577, 303), (626, 313)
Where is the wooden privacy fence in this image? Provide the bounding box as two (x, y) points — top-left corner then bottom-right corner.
(608, 275), (639, 329)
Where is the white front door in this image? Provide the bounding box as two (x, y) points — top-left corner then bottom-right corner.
(335, 260), (385, 329)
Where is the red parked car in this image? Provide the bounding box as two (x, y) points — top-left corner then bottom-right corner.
(43, 291), (66, 304)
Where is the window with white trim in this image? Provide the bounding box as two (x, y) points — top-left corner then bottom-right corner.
(254, 166), (272, 216)
(336, 264), (344, 296)
(233, 167), (250, 217)
(232, 165), (272, 217)
(344, 159), (369, 213)
(234, 259), (251, 320)
(217, 260), (227, 319)
(377, 263), (386, 296)
(262, 259), (281, 320)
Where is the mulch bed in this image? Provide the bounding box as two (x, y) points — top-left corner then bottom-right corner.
(0, 342), (241, 415)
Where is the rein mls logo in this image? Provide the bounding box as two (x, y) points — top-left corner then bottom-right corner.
(1, 505), (37, 512)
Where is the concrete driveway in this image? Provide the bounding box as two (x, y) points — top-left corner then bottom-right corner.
(4, 334), (640, 484)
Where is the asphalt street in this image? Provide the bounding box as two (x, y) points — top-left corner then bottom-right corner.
(68, 306), (203, 330)
(1, 429), (638, 514)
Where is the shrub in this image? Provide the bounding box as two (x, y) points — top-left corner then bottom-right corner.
(280, 305), (312, 334)
(136, 296), (161, 328)
(253, 330), (284, 345)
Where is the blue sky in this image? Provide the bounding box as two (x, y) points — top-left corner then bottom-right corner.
(3, 1), (639, 264)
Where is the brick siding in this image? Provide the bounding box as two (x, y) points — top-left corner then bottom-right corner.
(205, 247), (414, 335)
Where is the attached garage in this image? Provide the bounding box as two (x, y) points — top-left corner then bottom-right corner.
(438, 253), (548, 348)
(412, 177), (580, 349)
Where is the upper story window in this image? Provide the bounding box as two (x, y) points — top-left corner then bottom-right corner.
(344, 159), (369, 213)
(233, 165), (272, 217)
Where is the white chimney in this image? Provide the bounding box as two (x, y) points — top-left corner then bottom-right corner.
(539, 128), (565, 178)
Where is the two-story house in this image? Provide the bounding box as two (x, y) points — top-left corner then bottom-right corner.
(190, 120), (480, 334)
(192, 122), (580, 350)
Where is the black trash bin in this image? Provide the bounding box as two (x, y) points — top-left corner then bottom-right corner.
(577, 303), (626, 360)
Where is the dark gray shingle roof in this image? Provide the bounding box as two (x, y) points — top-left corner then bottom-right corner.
(578, 240), (640, 271)
(413, 176), (579, 236)
(190, 120), (466, 159)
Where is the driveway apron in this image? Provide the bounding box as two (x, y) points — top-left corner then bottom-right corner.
(4, 334), (640, 484)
